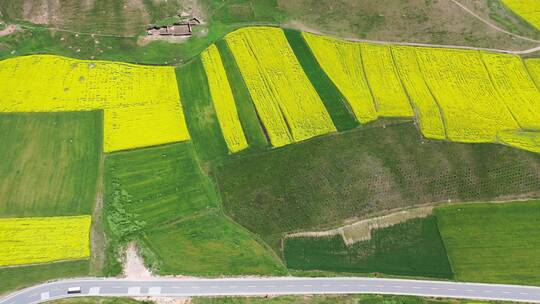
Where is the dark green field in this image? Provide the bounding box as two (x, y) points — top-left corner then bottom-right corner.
(436, 200), (540, 285)
(284, 29), (358, 131)
(104, 142), (284, 276)
(0, 260), (89, 295)
(177, 58), (229, 162)
(0, 111), (101, 217)
(284, 216), (452, 278)
(214, 123), (540, 251)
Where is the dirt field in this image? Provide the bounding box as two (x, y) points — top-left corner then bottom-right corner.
(278, 0), (538, 50)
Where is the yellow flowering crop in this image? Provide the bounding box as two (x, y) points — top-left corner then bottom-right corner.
(501, 0), (540, 30)
(302, 32), (377, 123)
(0, 215), (91, 267)
(0, 55), (190, 152)
(392, 46), (446, 140)
(415, 48), (519, 142)
(201, 44), (248, 153)
(525, 58), (540, 89)
(360, 43), (414, 117)
(226, 27), (336, 147)
(481, 52), (540, 130)
(498, 130), (540, 154)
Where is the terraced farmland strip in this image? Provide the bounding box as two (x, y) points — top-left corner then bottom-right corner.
(201, 45), (248, 154)
(284, 216), (453, 279)
(481, 52), (540, 130)
(498, 130), (540, 153)
(501, 0), (540, 31)
(436, 200), (540, 285)
(302, 32), (377, 124)
(392, 46), (446, 140)
(0, 112), (101, 217)
(0, 216), (91, 267)
(215, 39), (268, 150)
(0, 55), (190, 152)
(225, 27), (336, 147)
(360, 43), (414, 117)
(415, 48), (519, 142)
(285, 30), (358, 131)
(177, 58), (229, 162)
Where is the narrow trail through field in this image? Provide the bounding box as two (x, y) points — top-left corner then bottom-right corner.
(450, 0), (540, 44)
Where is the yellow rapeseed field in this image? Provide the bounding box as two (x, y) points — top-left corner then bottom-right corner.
(201, 44), (248, 153)
(415, 48), (519, 142)
(302, 32), (377, 123)
(525, 58), (540, 89)
(360, 43), (414, 117)
(0, 215), (91, 267)
(392, 46), (446, 140)
(226, 27), (336, 147)
(501, 0), (540, 31)
(0, 55), (190, 152)
(481, 52), (540, 130)
(498, 130), (540, 154)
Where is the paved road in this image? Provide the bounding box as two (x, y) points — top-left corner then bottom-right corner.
(2, 277), (540, 304)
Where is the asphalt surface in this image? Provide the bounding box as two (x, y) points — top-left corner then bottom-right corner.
(2, 277), (540, 304)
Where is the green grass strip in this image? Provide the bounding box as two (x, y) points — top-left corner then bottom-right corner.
(176, 58), (228, 162)
(215, 39), (269, 150)
(0, 260), (89, 295)
(284, 29), (359, 131)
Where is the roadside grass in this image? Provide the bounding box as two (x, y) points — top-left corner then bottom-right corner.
(47, 297), (146, 304)
(284, 216), (452, 279)
(215, 39), (268, 150)
(0, 111), (101, 217)
(213, 122), (540, 253)
(144, 212), (286, 276)
(104, 141), (285, 276)
(177, 57), (229, 163)
(0, 260), (89, 295)
(436, 200), (540, 285)
(284, 29), (358, 131)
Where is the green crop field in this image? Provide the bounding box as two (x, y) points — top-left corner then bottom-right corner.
(0, 260), (89, 295)
(144, 212), (286, 275)
(284, 216), (452, 278)
(0, 112), (102, 217)
(177, 58), (229, 162)
(104, 141), (283, 276)
(214, 123), (540, 252)
(105, 142), (219, 228)
(436, 200), (540, 285)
